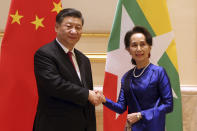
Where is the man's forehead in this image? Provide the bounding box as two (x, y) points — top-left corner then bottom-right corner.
(62, 17), (82, 25)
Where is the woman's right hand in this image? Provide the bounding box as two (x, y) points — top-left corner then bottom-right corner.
(95, 90), (106, 103)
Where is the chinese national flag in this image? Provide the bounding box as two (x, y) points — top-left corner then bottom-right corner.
(0, 0), (62, 130)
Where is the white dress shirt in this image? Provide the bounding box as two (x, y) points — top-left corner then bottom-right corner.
(56, 38), (81, 81)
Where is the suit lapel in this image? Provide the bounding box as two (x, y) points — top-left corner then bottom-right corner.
(74, 49), (86, 87)
(54, 41), (81, 84)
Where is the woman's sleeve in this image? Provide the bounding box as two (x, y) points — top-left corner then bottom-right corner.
(103, 76), (128, 114)
(157, 67), (173, 113)
(141, 67), (173, 120)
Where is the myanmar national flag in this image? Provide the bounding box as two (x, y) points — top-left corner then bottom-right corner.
(0, 0), (62, 130)
(103, 0), (183, 131)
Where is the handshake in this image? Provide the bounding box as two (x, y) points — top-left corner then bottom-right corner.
(88, 90), (106, 106)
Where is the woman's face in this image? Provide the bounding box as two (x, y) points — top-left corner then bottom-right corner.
(127, 33), (151, 64)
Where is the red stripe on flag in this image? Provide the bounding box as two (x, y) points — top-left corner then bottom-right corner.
(103, 72), (127, 131)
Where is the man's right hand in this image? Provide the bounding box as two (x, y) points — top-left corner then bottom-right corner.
(88, 90), (102, 106)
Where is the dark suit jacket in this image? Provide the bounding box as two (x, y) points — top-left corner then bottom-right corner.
(33, 40), (96, 131)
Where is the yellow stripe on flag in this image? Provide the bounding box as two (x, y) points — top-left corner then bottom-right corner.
(166, 39), (179, 72)
(137, 0), (172, 35)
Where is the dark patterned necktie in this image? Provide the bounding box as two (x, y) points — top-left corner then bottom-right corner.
(67, 51), (76, 70)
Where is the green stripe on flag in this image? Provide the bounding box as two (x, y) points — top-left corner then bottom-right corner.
(123, 0), (155, 37)
(158, 53), (183, 131)
(166, 98), (183, 131)
(158, 53), (181, 97)
(107, 0), (122, 52)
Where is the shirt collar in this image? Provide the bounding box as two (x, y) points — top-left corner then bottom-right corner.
(56, 38), (75, 56)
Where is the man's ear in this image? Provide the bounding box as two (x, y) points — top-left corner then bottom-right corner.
(55, 23), (59, 32)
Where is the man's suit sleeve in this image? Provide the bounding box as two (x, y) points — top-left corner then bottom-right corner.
(34, 49), (89, 106)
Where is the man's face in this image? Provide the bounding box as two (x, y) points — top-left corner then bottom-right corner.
(55, 16), (83, 49)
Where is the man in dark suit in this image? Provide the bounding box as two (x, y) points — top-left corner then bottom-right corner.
(33, 8), (100, 131)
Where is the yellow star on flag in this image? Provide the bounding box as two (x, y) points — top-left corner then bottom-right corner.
(31, 15), (45, 30)
(10, 10), (24, 24)
(51, 1), (62, 14)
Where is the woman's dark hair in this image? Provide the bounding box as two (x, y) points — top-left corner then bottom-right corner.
(124, 26), (152, 65)
(56, 8), (84, 25)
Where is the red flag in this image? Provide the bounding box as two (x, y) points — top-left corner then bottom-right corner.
(0, 0), (62, 130)
(103, 72), (127, 131)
